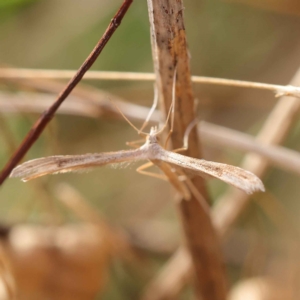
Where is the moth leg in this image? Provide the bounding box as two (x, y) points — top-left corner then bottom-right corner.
(170, 118), (199, 153)
(126, 139), (146, 149)
(172, 146), (188, 154)
(163, 69), (177, 149)
(153, 161), (191, 201)
(136, 162), (168, 181)
(176, 168), (210, 214)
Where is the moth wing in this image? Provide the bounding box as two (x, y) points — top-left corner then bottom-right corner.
(160, 150), (265, 194)
(10, 149), (146, 182)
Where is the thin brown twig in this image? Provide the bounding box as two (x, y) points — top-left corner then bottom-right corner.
(0, 0), (133, 186)
(1, 68), (300, 97)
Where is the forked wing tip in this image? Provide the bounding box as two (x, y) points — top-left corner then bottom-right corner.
(245, 179), (265, 194)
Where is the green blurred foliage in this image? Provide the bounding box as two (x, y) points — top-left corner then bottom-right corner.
(0, 0), (37, 9)
(0, 0), (38, 20)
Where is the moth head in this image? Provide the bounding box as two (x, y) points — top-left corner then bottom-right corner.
(147, 127), (159, 144)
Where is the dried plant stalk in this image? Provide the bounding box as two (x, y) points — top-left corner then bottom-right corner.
(0, 68), (300, 98)
(200, 122), (300, 176)
(54, 183), (135, 261)
(146, 0), (227, 299)
(2, 68), (300, 98)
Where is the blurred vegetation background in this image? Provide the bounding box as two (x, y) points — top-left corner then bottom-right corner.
(1, 0), (300, 299)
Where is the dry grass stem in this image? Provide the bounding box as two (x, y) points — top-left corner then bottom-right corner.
(29, 182), (63, 225)
(146, 0), (229, 299)
(0, 89), (154, 122)
(125, 220), (179, 254)
(1, 68), (300, 97)
(200, 121), (300, 176)
(54, 183), (134, 260)
(1, 77), (160, 122)
(55, 183), (113, 225)
(141, 247), (192, 300)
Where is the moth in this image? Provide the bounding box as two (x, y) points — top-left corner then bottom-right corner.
(10, 72), (264, 197)
(10, 125), (264, 197)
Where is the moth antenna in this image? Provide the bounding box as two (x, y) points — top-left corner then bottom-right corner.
(156, 101), (174, 136)
(138, 85), (159, 134)
(182, 118), (199, 150)
(163, 68), (177, 145)
(170, 67), (176, 133)
(109, 98), (148, 136)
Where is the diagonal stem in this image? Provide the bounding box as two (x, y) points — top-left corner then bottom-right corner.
(0, 0), (133, 186)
